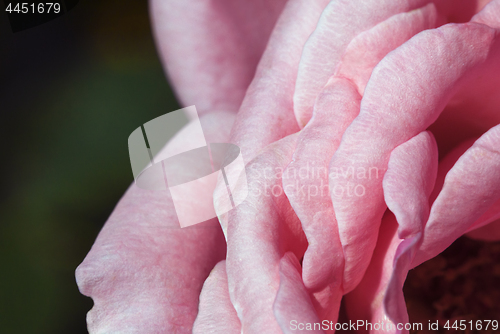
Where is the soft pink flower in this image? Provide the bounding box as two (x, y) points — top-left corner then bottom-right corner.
(76, 0), (500, 333)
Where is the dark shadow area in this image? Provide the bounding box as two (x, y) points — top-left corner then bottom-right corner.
(0, 1), (180, 333)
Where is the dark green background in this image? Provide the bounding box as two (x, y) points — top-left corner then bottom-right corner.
(0, 1), (180, 332)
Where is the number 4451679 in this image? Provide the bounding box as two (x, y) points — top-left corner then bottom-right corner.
(444, 320), (499, 331)
(5, 3), (61, 14)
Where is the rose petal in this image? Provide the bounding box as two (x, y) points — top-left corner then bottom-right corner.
(282, 78), (360, 321)
(334, 3), (442, 95)
(382, 131), (438, 327)
(274, 252), (324, 334)
(329, 21), (500, 295)
(414, 124), (500, 266)
(344, 211), (401, 334)
(383, 131), (438, 240)
(293, 0), (435, 127)
(193, 261), (241, 334)
(226, 134), (308, 334)
(76, 112), (234, 333)
(150, 0), (287, 117)
(228, 0), (329, 163)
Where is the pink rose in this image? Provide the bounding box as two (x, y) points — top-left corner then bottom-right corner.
(76, 0), (500, 333)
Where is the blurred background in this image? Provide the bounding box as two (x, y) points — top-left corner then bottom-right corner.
(0, 1), (180, 332)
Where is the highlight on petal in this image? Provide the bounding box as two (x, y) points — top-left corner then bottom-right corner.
(225, 134), (308, 334)
(293, 0), (435, 127)
(193, 261), (241, 334)
(150, 0), (287, 117)
(334, 3), (442, 95)
(274, 252), (324, 334)
(75, 112), (234, 333)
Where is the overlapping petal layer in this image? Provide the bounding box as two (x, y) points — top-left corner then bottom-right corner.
(150, 0), (287, 117)
(293, 0), (438, 127)
(225, 134), (308, 333)
(274, 252), (324, 334)
(329, 20), (500, 299)
(228, 0), (329, 163)
(193, 261), (241, 334)
(75, 112), (234, 333)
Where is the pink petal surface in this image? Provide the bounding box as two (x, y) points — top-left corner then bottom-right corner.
(382, 132), (438, 328)
(329, 21), (500, 296)
(274, 252), (324, 334)
(282, 78), (360, 321)
(383, 132), (438, 241)
(293, 0), (435, 127)
(344, 211), (401, 334)
(150, 0), (287, 117)
(192, 261), (241, 334)
(334, 3), (441, 95)
(414, 124), (500, 266)
(285, 2), (437, 298)
(225, 134), (308, 334)
(75, 112), (234, 333)
(228, 0), (329, 164)
(346, 132), (438, 334)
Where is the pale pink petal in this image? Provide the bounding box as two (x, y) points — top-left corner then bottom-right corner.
(381, 131), (438, 327)
(427, 136), (500, 241)
(282, 78), (360, 321)
(226, 134), (308, 334)
(334, 3), (442, 95)
(76, 112), (234, 333)
(471, 0), (500, 28)
(293, 0), (436, 127)
(330, 22), (500, 295)
(150, 0), (287, 117)
(274, 252), (324, 334)
(228, 0), (329, 163)
(217, 0), (329, 236)
(383, 132), (438, 240)
(344, 211), (401, 334)
(193, 261), (241, 334)
(414, 124), (500, 266)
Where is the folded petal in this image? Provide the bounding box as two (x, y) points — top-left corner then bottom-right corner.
(193, 261), (241, 334)
(414, 124), (500, 266)
(225, 134), (308, 334)
(334, 3), (441, 95)
(344, 211), (401, 334)
(293, 0), (435, 127)
(330, 21), (500, 295)
(150, 0), (287, 117)
(282, 78), (360, 321)
(382, 131), (438, 327)
(228, 0), (329, 163)
(274, 252), (324, 334)
(76, 111), (234, 333)
(383, 132), (438, 240)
